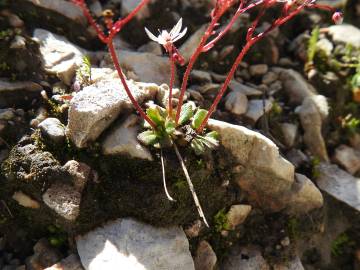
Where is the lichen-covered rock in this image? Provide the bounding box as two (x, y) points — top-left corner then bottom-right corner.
(66, 79), (158, 148)
(76, 218), (195, 270)
(102, 115), (153, 160)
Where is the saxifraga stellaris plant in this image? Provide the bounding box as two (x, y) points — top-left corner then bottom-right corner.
(72, 0), (342, 227)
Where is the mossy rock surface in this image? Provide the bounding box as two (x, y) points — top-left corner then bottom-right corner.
(0, 134), (237, 236)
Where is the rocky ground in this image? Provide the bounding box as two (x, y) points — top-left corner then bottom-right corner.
(0, 0), (359, 269)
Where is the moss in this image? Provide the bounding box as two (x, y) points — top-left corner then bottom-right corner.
(213, 208), (230, 232)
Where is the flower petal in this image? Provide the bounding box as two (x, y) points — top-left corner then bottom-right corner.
(170, 18), (183, 37)
(172, 27), (187, 43)
(145, 27), (159, 43)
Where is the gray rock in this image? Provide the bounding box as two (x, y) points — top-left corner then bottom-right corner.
(274, 68), (317, 104)
(316, 38), (333, 56)
(245, 99), (273, 123)
(221, 246), (269, 270)
(249, 64), (268, 77)
(102, 115), (153, 160)
(180, 25), (207, 64)
(0, 80), (42, 108)
(34, 29), (88, 85)
(194, 241), (217, 270)
(285, 174), (323, 215)
(66, 79), (158, 148)
(42, 183), (81, 221)
(63, 160), (91, 192)
(280, 123), (298, 148)
(208, 119), (295, 211)
(333, 144), (360, 175)
(262, 71), (278, 85)
(137, 41), (162, 56)
(228, 80), (262, 96)
(38, 118), (66, 144)
(26, 238), (62, 270)
(190, 70), (212, 84)
(22, 0), (86, 25)
(45, 254), (84, 270)
(297, 95), (329, 161)
(103, 49), (177, 85)
(317, 163), (360, 211)
(119, 0), (151, 20)
(286, 149), (309, 169)
(224, 91), (248, 115)
(328, 24), (360, 48)
(226, 204), (252, 230)
(0, 109), (15, 121)
(273, 256), (304, 270)
(76, 218), (195, 270)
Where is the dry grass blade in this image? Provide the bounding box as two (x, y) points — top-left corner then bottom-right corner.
(160, 149), (176, 202)
(173, 144), (209, 227)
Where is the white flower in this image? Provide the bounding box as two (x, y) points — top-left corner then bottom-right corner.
(145, 18), (187, 50)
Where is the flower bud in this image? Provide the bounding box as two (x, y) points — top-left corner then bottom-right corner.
(332, 11), (343, 25)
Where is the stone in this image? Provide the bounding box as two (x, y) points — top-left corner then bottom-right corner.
(194, 241), (217, 270)
(119, 0), (151, 20)
(285, 174), (323, 215)
(333, 145), (360, 175)
(62, 160), (91, 192)
(262, 71), (278, 85)
(103, 49), (177, 86)
(328, 24), (360, 48)
(273, 256), (304, 270)
(0, 109), (15, 121)
(102, 115), (153, 160)
(224, 91), (248, 115)
(137, 41), (162, 56)
(226, 204), (252, 230)
(228, 80), (263, 96)
(183, 220), (203, 238)
(221, 245), (270, 270)
(297, 95), (329, 161)
(286, 149), (309, 169)
(245, 99), (273, 123)
(0, 80), (42, 108)
(42, 183), (81, 221)
(76, 218), (195, 270)
(316, 38), (333, 56)
(66, 79), (158, 148)
(38, 118), (66, 144)
(274, 68), (317, 104)
(26, 238), (62, 270)
(45, 254), (84, 270)
(34, 29), (89, 85)
(156, 84), (185, 108)
(208, 119), (295, 211)
(180, 25), (207, 64)
(350, 133), (360, 151)
(280, 123), (298, 148)
(317, 163), (360, 211)
(249, 64), (268, 77)
(190, 70), (212, 84)
(12, 191), (40, 209)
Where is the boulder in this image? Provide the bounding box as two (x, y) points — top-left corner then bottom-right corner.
(66, 79), (158, 148)
(317, 163), (360, 212)
(76, 218), (195, 270)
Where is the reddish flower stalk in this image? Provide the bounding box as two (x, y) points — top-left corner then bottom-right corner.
(71, 0), (157, 129)
(174, 0), (267, 124)
(168, 52), (176, 116)
(196, 0), (342, 133)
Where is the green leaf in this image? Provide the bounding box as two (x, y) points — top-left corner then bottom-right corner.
(178, 103), (194, 125)
(190, 138), (205, 155)
(200, 136), (219, 149)
(191, 109), (208, 129)
(137, 130), (158, 145)
(205, 131), (219, 140)
(165, 118), (176, 135)
(146, 107), (165, 126)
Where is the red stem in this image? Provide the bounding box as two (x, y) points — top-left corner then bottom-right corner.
(175, 16), (221, 124)
(196, 0), (313, 133)
(108, 41), (157, 129)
